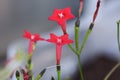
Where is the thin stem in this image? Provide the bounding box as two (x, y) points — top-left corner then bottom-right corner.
(27, 42), (36, 79)
(77, 55), (84, 80)
(79, 22), (94, 54)
(104, 62), (120, 80)
(68, 44), (76, 54)
(27, 42), (36, 72)
(79, 28), (92, 54)
(57, 65), (61, 80)
(117, 21), (120, 51)
(27, 56), (32, 72)
(57, 70), (61, 80)
(75, 27), (79, 51)
(27, 57), (33, 80)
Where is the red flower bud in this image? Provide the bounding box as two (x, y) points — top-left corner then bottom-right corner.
(93, 0), (101, 23)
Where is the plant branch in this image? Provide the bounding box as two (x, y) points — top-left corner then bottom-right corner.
(104, 62), (120, 80)
(79, 23), (94, 54)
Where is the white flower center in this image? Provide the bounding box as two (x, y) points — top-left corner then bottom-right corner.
(31, 35), (35, 40)
(57, 38), (62, 43)
(58, 13), (64, 18)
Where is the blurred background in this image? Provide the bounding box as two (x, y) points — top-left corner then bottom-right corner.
(0, 0), (120, 80)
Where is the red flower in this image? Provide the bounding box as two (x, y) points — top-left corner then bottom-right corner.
(23, 30), (44, 42)
(48, 7), (75, 34)
(47, 33), (73, 65)
(23, 30), (44, 55)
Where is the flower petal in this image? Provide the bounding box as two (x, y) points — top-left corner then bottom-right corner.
(47, 33), (58, 43)
(23, 30), (31, 39)
(61, 34), (73, 44)
(63, 7), (71, 13)
(34, 34), (44, 41)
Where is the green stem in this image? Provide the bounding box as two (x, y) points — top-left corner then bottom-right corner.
(27, 43), (36, 79)
(79, 23), (94, 54)
(67, 19), (80, 55)
(75, 27), (79, 52)
(117, 21), (120, 52)
(57, 65), (61, 80)
(77, 55), (84, 80)
(27, 57), (33, 80)
(27, 56), (32, 73)
(104, 62), (120, 80)
(68, 44), (76, 54)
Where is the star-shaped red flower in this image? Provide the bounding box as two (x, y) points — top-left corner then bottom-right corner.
(47, 33), (73, 65)
(48, 7), (75, 34)
(47, 33), (73, 45)
(23, 30), (44, 55)
(23, 30), (44, 42)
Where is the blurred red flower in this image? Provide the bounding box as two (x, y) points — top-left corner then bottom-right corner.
(48, 7), (75, 34)
(23, 30), (44, 55)
(23, 30), (44, 42)
(47, 33), (73, 65)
